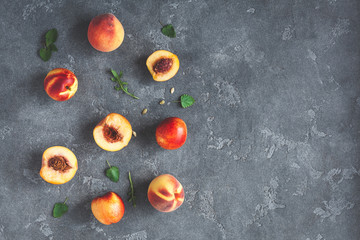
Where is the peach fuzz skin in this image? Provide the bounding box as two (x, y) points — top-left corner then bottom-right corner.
(39, 146), (78, 185)
(44, 68), (78, 101)
(147, 174), (185, 212)
(87, 13), (124, 52)
(91, 192), (125, 225)
(156, 117), (187, 150)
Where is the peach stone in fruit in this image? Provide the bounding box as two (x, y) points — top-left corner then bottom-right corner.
(44, 68), (78, 101)
(146, 50), (180, 82)
(93, 113), (132, 152)
(147, 174), (185, 212)
(91, 192), (125, 225)
(39, 146), (78, 185)
(87, 13), (125, 52)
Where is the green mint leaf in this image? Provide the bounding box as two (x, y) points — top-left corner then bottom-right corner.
(180, 94), (195, 108)
(45, 29), (58, 47)
(105, 161), (119, 182)
(161, 24), (176, 38)
(49, 43), (58, 52)
(128, 172), (136, 207)
(53, 198), (68, 218)
(39, 48), (52, 62)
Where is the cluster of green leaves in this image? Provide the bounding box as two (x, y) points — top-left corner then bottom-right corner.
(39, 29), (58, 61)
(53, 197), (68, 218)
(110, 69), (139, 99)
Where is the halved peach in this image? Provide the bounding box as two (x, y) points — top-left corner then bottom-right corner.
(39, 146), (78, 185)
(146, 50), (180, 82)
(93, 113), (132, 151)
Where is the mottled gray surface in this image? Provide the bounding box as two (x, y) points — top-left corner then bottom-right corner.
(0, 0), (359, 239)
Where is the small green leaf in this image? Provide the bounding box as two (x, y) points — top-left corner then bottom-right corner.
(180, 94), (195, 108)
(49, 43), (58, 52)
(105, 160), (119, 182)
(53, 198), (68, 218)
(45, 29), (58, 47)
(39, 48), (52, 62)
(161, 24), (176, 38)
(128, 172), (136, 207)
(111, 69), (119, 80)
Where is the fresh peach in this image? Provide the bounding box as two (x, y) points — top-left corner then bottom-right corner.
(93, 113), (132, 152)
(147, 174), (185, 212)
(44, 68), (78, 101)
(156, 117), (187, 150)
(91, 192), (125, 225)
(87, 13), (125, 52)
(39, 146), (78, 185)
(146, 50), (180, 82)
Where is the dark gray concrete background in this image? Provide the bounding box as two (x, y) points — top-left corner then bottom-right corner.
(0, 0), (359, 239)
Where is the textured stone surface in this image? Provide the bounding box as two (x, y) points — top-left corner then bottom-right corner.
(0, 0), (359, 239)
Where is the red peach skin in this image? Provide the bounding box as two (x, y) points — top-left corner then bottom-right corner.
(156, 117), (187, 150)
(44, 68), (78, 101)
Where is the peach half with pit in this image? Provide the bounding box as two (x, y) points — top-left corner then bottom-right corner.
(44, 68), (78, 101)
(146, 50), (180, 82)
(39, 146), (78, 185)
(93, 113), (132, 152)
(87, 13), (125, 52)
(147, 174), (185, 212)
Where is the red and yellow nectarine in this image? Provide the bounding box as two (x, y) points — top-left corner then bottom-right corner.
(156, 117), (187, 150)
(44, 68), (78, 101)
(148, 174), (185, 212)
(91, 192), (125, 225)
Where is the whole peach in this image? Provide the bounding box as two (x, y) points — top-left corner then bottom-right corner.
(87, 13), (124, 52)
(147, 174), (185, 212)
(155, 117), (187, 150)
(44, 68), (78, 101)
(91, 192), (125, 225)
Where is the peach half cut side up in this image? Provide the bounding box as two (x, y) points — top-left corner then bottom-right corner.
(146, 50), (180, 82)
(93, 113), (132, 152)
(39, 146), (78, 185)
